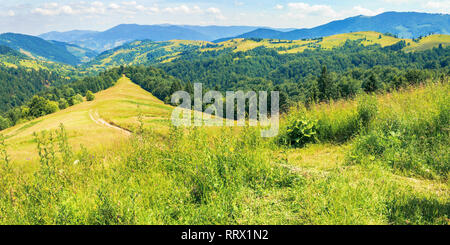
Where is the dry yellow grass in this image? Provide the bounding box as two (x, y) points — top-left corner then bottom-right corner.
(404, 34), (450, 52)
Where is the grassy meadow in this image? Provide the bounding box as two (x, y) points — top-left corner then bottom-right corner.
(0, 75), (448, 225)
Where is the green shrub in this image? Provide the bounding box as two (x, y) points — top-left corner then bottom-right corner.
(69, 94), (84, 106)
(283, 118), (318, 147)
(28, 96), (59, 118)
(86, 91), (95, 102)
(0, 116), (11, 130)
(58, 98), (69, 110)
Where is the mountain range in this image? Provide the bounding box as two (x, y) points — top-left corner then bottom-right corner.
(0, 33), (96, 65)
(216, 12), (450, 42)
(38, 12), (450, 53)
(39, 25), (266, 52)
(0, 11), (447, 66)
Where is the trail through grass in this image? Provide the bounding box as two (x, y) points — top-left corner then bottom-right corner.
(0, 77), (448, 225)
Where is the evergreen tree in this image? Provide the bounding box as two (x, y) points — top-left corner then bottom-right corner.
(318, 66), (333, 101)
(363, 73), (381, 93)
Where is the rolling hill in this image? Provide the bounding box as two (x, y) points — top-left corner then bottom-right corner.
(219, 12), (450, 41)
(85, 39), (212, 71)
(0, 33), (97, 65)
(0, 45), (83, 113)
(0, 76), (172, 164)
(39, 25), (262, 52)
(85, 31), (450, 71)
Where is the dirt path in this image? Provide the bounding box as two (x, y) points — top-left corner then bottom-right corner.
(89, 110), (132, 136)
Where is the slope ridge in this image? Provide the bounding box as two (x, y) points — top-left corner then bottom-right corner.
(1, 76), (172, 163)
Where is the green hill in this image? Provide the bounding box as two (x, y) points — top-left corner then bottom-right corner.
(0, 76), (172, 164)
(86, 40), (210, 71)
(87, 32), (450, 71)
(0, 33), (96, 65)
(0, 45), (81, 112)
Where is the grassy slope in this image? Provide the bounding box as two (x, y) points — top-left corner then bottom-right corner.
(0, 76), (447, 224)
(277, 82), (449, 224)
(0, 53), (76, 73)
(89, 32), (450, 70)
(87, 40), (210, 71)
(284, 82), (449, 187)
(201, 31), (450, 53)
(1, 76), (172, 165)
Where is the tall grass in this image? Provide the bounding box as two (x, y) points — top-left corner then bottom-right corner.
(279, 93), (378, 145)
(350, 82), (449, 179)
(0, 81), (447, 224)
(279, 80), (449, 180)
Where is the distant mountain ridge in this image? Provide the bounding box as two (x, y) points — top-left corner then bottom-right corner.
(38, 12), (449, 52)
(216, 12), (450, 42)
(0, 33), (96, 65)
(39, 25), (264, 52)
(39, 30), (100, 43)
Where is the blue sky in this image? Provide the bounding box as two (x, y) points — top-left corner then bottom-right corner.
(0, 0), (449, 35)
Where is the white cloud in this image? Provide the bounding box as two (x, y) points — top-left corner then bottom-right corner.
(163, 5), (203, 14)
(109, 3), (120, 10)
(287, 2), (338, 18)
(275, 4), (284, 10)
(207, 7), (226, 20)
(286, 2), (385, 19)
(31, 1), (162, 17)
(382, 0), (413, 3)
(121, 1), (137, 6)
(424, 1), (450, 11)
(207, 7), (221, 14)
(351, 6), (385, 16)
(92, 2), (104, 8)
(32, 2), (107, 16)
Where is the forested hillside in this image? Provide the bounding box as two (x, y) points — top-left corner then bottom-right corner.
(159, 39), (450, 109)
(1, 32), (449, 130)
(0, 45), (90, 115)
(0, 33), (96, 65)
(87, 32), (450, 72)
(86, 40), (211, 71)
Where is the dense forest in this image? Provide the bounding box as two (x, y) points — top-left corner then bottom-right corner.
(0, 69), (121, 129)
(159, 40), (450, 108)
(0, 66), (69, 112)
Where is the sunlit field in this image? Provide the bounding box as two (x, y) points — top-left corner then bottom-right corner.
(0, 76), (448, 225)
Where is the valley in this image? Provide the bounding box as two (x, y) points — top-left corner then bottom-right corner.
(0, 10), (448, 225)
